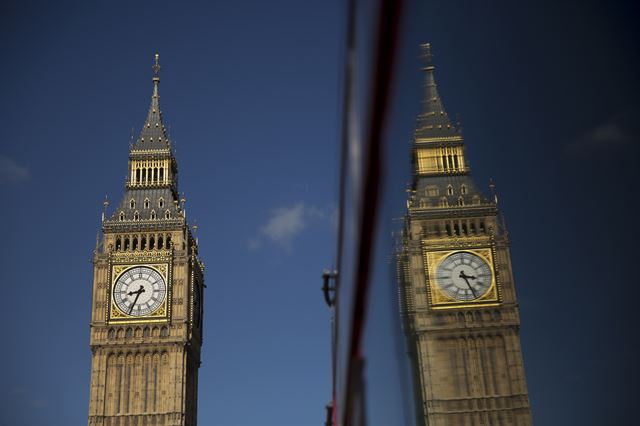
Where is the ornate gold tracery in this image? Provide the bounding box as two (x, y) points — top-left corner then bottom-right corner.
(423, 246), (501, 309)
(416, 146), (467, 175)
(129, 158), (172, 187)
(107, 257), (172, 324)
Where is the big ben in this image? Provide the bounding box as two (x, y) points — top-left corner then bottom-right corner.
(398, 44), (532, 425)
(88, 55), (204, 426)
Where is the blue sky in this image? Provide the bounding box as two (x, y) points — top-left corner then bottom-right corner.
(1, 0), (639, 425)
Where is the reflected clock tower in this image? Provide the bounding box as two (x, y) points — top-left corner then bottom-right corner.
(398, 44), (532, 425)
(88, 55), (204, 426)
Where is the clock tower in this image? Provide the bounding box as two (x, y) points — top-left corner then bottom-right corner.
(88, 55), (204, 426)
(398, 44), (532, 425)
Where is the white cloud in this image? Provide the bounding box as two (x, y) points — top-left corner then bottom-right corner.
(251, 202), (323, 251)
(0, 155), (30, 184)
(590, 123), (627, 144)
(567, 114), (637, 157)
(247, 237), (262, 251)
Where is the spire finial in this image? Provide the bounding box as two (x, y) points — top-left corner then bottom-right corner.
(420, 42), (434, 70)
(101, 195), (109, 222)
(489, 178), (498, 204)
(152, 53), (161, 80)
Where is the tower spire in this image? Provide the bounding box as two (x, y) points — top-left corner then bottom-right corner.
(131, 53), (171, 151)
(415, 43), (459, 139)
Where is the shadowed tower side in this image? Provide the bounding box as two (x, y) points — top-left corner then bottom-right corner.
(398, 44), (532, 426)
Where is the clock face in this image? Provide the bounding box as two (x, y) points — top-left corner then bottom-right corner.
(435, 251), (492, 301)
(113, 266), (167, 317)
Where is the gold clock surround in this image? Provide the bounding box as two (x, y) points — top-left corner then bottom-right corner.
(424, 246), (501, 309)
(107, 250), (173, 324)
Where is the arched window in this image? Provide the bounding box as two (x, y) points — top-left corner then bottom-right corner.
(141, 236), (147, 250)
(160, 326), (169, 338)
(458, 196), (464, 206)
(119, 212), (125, 221)
(144, 198), (150, 209)
(165, 210), (171, 219)
(115, 237), (122, 251)
(447, 185), (454, 196)
(159, 168), (164, 182)
(153, 167), (158, 183)
(445, 223), (452, 236)
(136, 168), (140, 184)
(124, 238), (130, 251)
(133, 211), (139, 221)
(454, 223), (460, 235)
(166, 235), (172, 247)
(149, 236), (155, 249)
(158, 236), (164, 249)
(142, 168), (146, 183)
(132, 237), (138, 250)
(143, 327), (150, 337)
(129, 199), (135, 209)
(108, 328), (116, 339)
(125, 328), (133, 339)
(461, 184), (467, 194)
(440, 197), (448, 207)
(158, 197), (165, 208)
(150, 210), (156, 220)
(462, 222), (468, 234)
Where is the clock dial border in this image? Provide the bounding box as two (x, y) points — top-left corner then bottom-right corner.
(424, 247), (500, 309)
(107, 262), (172, 324)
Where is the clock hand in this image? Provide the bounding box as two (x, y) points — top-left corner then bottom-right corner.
(459, 271), (477, 280)
(128, 285), (145, 314)
(127, 285), (145, 297)
(459, 271), (477, 297)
